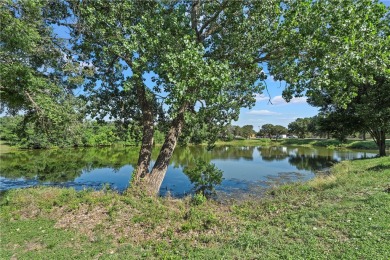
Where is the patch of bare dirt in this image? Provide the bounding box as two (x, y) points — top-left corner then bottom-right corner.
(24, 241), (45, 252)
(54, 204), (109, 238)
(49, 197), (239, 247)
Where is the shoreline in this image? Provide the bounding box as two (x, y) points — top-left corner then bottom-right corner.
(1, 157), (389, 258)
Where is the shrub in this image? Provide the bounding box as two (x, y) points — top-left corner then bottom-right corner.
(184, 161), (223, 197)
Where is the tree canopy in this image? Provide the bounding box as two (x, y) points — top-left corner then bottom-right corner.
(65, 0), (291, 193)
(268, 0), (390, 155)
(259, 124), (288, 139)
(0, 0), (85, 147)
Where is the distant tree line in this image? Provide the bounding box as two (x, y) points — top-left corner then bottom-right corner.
(0, 116), (165, 149)
(286, 116), (390, 142)
(3, 113), (388, 149)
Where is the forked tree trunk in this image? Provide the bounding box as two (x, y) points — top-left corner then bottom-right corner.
(143, 111), (185, 195)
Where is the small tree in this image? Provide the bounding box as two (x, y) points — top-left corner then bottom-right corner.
(260, 124), (276, 139)
(184, 161), (223, 197)
(273, 125), (288, 140)
(241, 125), (255, 139)
(288, 118), (310, 139)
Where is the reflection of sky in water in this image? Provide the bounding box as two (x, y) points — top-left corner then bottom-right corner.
(74, 166), (132, 191)
(0, 146), (378, 196)
(212, 148), (315, 183)
(160, 165), (193, 197)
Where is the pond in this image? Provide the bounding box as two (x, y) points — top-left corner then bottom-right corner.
(0, 145), (376, 197)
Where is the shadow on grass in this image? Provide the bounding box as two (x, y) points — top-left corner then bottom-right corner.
(367, 164), (390, 172)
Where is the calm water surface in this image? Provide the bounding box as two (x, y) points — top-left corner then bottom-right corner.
(0, 145), (376, 197)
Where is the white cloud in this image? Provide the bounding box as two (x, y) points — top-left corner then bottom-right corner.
(255, 94), (270, 102)
(268, 75), (279, 82)
(247, 110), (281, 115)
(270, 95), (307, 105)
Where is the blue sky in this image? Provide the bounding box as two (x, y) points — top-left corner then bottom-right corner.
(234, 79), (318, 129)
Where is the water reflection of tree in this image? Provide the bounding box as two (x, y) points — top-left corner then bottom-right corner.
(170, 146), (255, 168)
(0, 147), (139, 182)
(0, 145), (255, 184)
(288, 154), (337, 171)
(258, 146), (289, 161)
(257, 146), (339, 171)
(1, 145), (370, 187)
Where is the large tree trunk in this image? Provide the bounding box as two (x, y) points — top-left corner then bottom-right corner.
(132, 84), (154, 184)
(133, 110), (154, 182)
(378, 130), (386, 157)
(143, 111), (185, 195)
(370, 129), (387, 157)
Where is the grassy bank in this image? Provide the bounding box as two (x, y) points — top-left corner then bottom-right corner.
(1, 157), (389, 259)
(279, 138), (390, 150)
(0, 141), (16, 154)
(217, 138), (390, 151)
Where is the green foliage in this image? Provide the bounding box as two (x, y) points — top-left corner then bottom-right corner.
(221, 125), (258, 140)
(268, 0), (390, 155)
(191, 193), (207, 206)
(0, 1), (90, 149)
(288, 118), (311, 139)
(273, 125), (288, 139)
(241, 125), (255, 139)
(259, 124), (275, 139)
(153, 130), (165, 146)
(0, 115), (148, 148)
(270, 0), (389, 107)
(184, 161), (223, 197)
(81, 121), (119, 147)
(258, 124), (288, 139)
(0, 116), (23, 145)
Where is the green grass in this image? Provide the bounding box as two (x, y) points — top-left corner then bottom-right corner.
(345, 140), (390, 150)
(279, 138), (390, 150)
(215, 138), (390, 152)
(280, 138), (343, 147)
(1, 157), (390, 259)
(0, 140), (15, 154)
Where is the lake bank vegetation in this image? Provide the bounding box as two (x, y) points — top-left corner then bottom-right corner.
(1, 115), (388, 153)
(215, 138), (390, 151)
(1, 157), (389, 259)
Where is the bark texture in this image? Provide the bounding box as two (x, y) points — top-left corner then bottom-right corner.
(133, 84), (154, 184)
(370, 129), (387, 157)
(378, 130), (386, 157)
(143, 109), (186, 195)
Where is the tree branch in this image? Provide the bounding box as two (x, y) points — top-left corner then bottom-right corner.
(24, 91), (43, 115)
(191, 0), (200, 39)
(199, 1), (229, 38)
